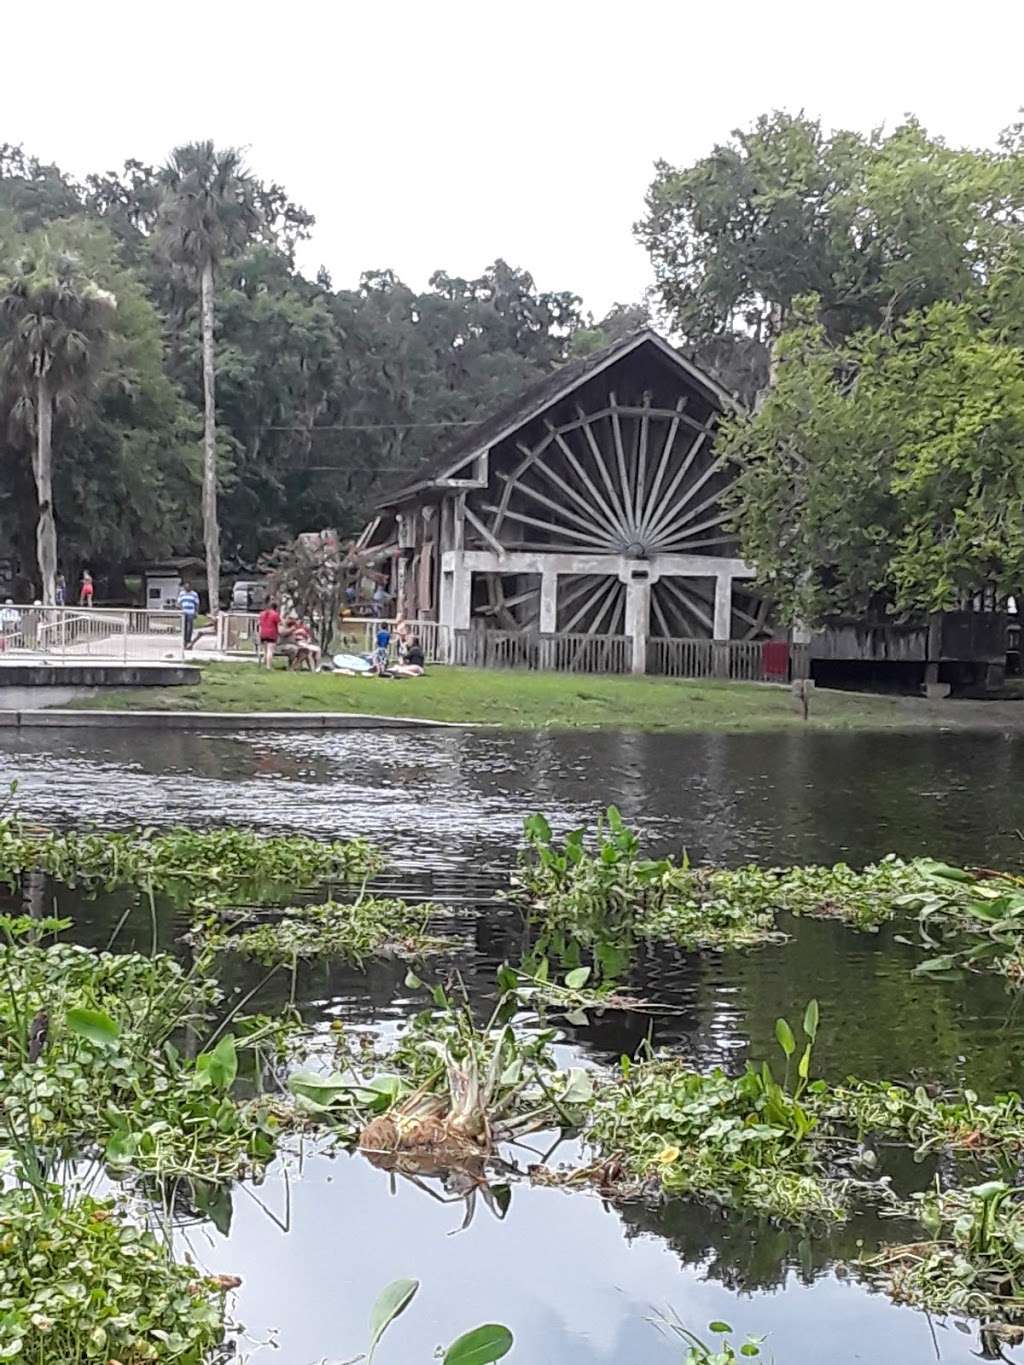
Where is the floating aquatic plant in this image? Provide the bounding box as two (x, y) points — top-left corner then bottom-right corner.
(0, 813), (383, 901)
(289, 978), (593, 1162)
(874, 1179), (1024, 1317)
(515, 809), (933, 953)
(202, 895), (448, 965)
(0, 919), (292, 1187)
(572, 1001), (849, 1222)
(0, 1187), (235, 1363)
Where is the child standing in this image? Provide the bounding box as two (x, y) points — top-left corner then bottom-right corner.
(374, 623), (391, 674)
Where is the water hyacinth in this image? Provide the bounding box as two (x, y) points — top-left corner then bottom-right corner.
(203, 895), (448, 965)
(0, 810), (384, 901)
(0, 1190), (232, 1363)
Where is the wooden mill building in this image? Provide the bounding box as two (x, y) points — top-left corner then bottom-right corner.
(367, 328), (772, 674)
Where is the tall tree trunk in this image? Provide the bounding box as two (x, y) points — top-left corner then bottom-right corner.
(34, 374), (57, 605)
(200, 259), (220, 613)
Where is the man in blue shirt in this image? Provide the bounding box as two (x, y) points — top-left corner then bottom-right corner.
(178, 581), (201, 648)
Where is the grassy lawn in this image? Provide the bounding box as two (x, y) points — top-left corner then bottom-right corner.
(62, 661), (1014, 732)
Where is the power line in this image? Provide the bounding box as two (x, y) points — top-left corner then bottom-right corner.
(259, 419), (478, 432)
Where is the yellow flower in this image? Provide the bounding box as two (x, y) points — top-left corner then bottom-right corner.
(655, 1145), (680, 1166)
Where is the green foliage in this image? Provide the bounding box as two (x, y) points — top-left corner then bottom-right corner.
(0, 140), (592, 583)
(0, 815), (383, 899)
(0, 926), (287, 1184)
(363, 1279), (513, 1364)
(639, 110), (1024, 404)
(826, 1080), (1024, 1158)
(516, 809), (932, 952)
(876, 1181), (1024, 1316)
(657, 1313), (766, 1364)
(289, 984), (592, 1146)
(0, 1189), (230, 1362)
(723, 299), (1024, 619)
(209, 896), (446, 965)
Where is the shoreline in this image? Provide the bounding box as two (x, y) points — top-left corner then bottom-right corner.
(6, 662), (1024, 735)
(0, 709), (466, 731)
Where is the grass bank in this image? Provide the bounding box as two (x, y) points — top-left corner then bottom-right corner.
(63, 661), (1024, 732)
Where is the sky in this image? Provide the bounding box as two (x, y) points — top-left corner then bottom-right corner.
(3, 0), (1023, 317)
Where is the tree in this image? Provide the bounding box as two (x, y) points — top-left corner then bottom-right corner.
(157, 143), (260, 610)
(0, 235), (116, 602)
(722, 293), (1024, 623)
(638, 112), (1024, 402)
(264, 531), (348, 651)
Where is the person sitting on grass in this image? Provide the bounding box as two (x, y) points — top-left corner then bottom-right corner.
(258, 600), (281, 669)
(405, 635), (425, 668)
(282, 616), (322, 672)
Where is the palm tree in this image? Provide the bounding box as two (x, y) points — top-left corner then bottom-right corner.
(158, 143), (260, 612)
(0, 240), (116, 604)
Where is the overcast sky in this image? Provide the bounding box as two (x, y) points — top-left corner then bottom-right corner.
(4, 0), (1023, 316)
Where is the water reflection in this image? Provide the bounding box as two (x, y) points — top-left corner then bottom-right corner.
(4, 724), (1024, 1361)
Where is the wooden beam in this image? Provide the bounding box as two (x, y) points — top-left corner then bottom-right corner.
(637, 419), (716, 543)
(495, 470), (613, 543)
(637, 397), (686, 538)
(634, 393), (651, 531)
(576, 402), (632, 535)
(517, 437), (621, 541)
(479, 502), (611, 548)
(650, 587), (674, 639)
(554, 404), (715, 440)
(563, 575), (615, 633)
(463, 501), (507, 557)
(652, 508), (731, 551)
(542, 424), (624, 540)
(490, 429), (556, 537)
(661, 577), (715, 634)
(644, 449), (726, 543)
(608, 392), (635, 538)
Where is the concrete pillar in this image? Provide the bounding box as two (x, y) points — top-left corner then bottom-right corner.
(451, 557), (472, 630)
(713, 572), (732, 641)
(539, 570), (558, 634)
(625, 578), (651, 674)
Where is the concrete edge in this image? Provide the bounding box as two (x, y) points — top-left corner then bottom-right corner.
(0, 709), (468, 731)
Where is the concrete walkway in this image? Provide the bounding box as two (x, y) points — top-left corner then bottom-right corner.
(0, 709), (465, 731)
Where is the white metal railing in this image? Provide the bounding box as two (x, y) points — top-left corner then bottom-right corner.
(0, 605), (186, 662)
(216, 613), (444, 663)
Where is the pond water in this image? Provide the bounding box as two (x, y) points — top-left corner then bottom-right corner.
(4, 725), (1024, 1364)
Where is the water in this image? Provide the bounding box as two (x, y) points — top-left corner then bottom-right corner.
(3, 725), (1024, 1364)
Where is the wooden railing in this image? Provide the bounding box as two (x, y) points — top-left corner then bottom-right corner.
(647, 637), (807, 682)
(448, 630), (633, 674)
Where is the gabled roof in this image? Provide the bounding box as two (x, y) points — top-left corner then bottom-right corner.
(377, 327), (739, 508)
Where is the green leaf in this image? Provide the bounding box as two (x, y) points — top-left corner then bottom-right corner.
(444, 1323), (514, 1364)
(564, 966), (591, 990)
(196, 1034), (238, 1091)
(66, 1006), (119, 1047)
(774, 1017), (796, 1058)
(914, 954), (958, 974)
(560, 1067), (595, 1105)
(709, 1321), (733, 1333)
(287, 1070), (352, 1109)
(368, 1278), (419, 1362)
(741, 1344), (762, 1358)
(404, 970), (423, 990)
(797, 1045), (812, 1081)
(802, 998), (819, 1042)
(920, 862), (975, 883)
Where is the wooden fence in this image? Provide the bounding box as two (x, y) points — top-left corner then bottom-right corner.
(448, 630), (633, 673)
(647, 637), (808, 682)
